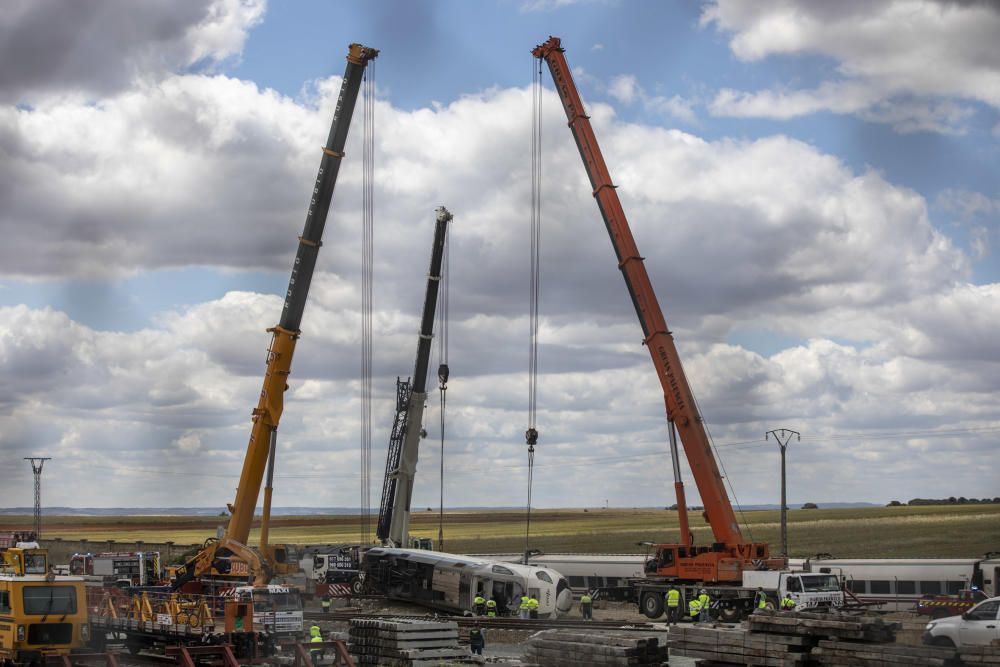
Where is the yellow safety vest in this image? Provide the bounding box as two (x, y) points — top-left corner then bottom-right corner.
(527, 597), (539, 610)
(666, 589), (680, 607)
(688, 599), (701, 617)
(580, 594), (592, 604)
(520, 596), (530, 610)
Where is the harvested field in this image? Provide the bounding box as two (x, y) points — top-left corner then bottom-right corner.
(5, 503), (998, 558)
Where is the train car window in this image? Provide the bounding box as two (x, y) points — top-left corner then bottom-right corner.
(896, 581), (916, 594)
(0, 591), (9, 613)
(847, 580), (866, 594)
(946, 581), (964, 595)
(920, 581), (941, 595)
(568, 576), (585, 587)
(491, 565), (514, 576)
(869, 581), (891, 595)
(535, 571), (552, 584)
(22, 586), (77, 615)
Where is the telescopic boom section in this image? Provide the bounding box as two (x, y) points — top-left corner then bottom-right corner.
(532, 37), (742, 547)
(377, 207), (453, 546)
(225, 43), (379, 550)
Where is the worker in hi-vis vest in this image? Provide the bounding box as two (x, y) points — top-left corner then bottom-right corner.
(688, 597), (702, 621)
(665, 587), (681, 625)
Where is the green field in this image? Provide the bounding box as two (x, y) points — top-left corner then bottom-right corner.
(6, 503), (999, 559)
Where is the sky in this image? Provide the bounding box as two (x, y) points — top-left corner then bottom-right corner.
(0, 0), (998, 517)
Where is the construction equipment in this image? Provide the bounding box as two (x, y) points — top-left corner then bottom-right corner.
(171, 42), (378, 591)
(69, 551), (161, 587)
(0, 539), (92, 664)
(376, 207), (453, 548)
(533, 38), (789, 617)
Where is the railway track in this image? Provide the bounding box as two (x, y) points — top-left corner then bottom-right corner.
(305, 610), (659, 632)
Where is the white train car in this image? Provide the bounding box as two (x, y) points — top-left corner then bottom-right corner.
(361, 547), (574, 618)
(805, 558), (1000, 612)
(519, 553), (646, 599)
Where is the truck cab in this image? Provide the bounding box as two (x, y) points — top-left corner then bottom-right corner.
(742, 570), (844, 610)
(924, 595), (1000, 647)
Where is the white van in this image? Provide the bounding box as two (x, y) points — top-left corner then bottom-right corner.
(923, 595), (1000, 647)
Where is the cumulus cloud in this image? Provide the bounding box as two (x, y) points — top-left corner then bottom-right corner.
(702, 0), (1000, 133)
(0, 0), (264, 104)
(1, 10), (998, 507)
(607, 74), (698, 124)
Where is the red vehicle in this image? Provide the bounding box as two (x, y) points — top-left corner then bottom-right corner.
(918, 588), (989, 619)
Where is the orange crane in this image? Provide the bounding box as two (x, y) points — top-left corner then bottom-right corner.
(532, 37), (778, 586)
(171, 43), (378, 591)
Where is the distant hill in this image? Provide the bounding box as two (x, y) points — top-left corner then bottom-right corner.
(0, 503), (881, 516)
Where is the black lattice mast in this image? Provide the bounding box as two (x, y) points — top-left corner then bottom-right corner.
(24, 457), (50, 538)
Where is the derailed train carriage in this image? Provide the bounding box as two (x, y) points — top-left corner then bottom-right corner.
(361, 547), (574, 618)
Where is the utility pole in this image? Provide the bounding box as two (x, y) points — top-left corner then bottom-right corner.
(765, 430), (799, 558)
(24, 457), (51, 539)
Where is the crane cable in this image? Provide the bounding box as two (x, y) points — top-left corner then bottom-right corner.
(360, 62), (376, 544)
(524, 56), (543, 562)
(436, 229), (450, 551)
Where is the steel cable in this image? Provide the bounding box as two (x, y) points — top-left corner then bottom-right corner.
(437, 229), (450, 550)
(525, 56), (543, 561)
(360, 63), (376, 543)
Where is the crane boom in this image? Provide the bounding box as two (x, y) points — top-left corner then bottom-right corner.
(533, 38), (771, 582)
(377, 207), (453, 547)
(173, 43), (378, 590)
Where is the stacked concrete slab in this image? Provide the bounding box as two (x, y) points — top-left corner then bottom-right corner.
(668, 624), (811, 666)
(348, 618), (482, 666)
(521, 629), (669, 666)
(748, 609), (899, 642)
(958, 645), (1000, 667)
(669, 609), (1000, 666)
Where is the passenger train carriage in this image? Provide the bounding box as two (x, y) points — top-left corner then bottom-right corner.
(805, 557), (1000, 612)
(361, 547), (574, 618)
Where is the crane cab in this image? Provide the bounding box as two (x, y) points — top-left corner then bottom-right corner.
(1, 546), (48, 578)
(649, 542), (778, 582)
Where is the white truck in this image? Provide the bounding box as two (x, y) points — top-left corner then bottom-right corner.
(635, 569), (844, 621)
(923, 596), (1000, 647)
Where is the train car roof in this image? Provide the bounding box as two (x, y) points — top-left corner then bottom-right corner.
(364, 547), (491, 569)
(365, 548), (569, 580)
(810, 558), (980, 565)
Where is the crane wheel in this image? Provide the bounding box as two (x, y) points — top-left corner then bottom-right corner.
(188, 612), (201, 628)
(176, 612), (189, 626)
(350, 577), (364, 595)
(640, 592), (664, 619)
(718, 605), (742, 622)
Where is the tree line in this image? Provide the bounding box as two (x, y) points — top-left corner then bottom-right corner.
(888, 497), (1000, 506)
